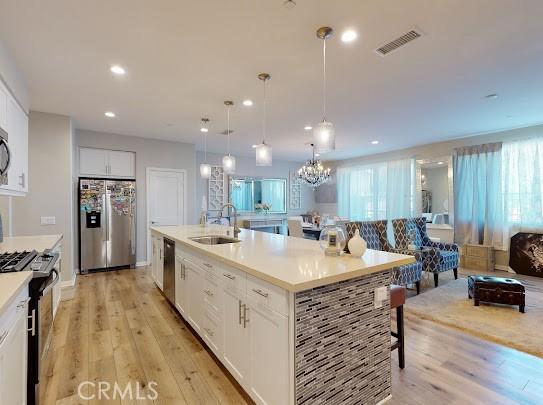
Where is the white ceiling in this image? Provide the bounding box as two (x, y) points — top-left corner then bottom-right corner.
(1, 0), (543, 161)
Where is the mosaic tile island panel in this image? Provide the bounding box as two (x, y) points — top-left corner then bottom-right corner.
(294, 269), (391, 405)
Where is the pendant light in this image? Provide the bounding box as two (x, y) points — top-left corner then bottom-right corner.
(199, 118), (211, 179)
(255, 73), (272, 166)
(222, 101), (236, 174)
(313, 26), (335, 154)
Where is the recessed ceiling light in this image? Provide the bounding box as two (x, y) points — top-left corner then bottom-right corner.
(304, 126), (312, 131)
(104, 111), (116, 118)
(485, 93), (498, 99)
(243, 99), (253, 107)
(341, 30), (358, 43)
(437, 161), (444, 165)
(110, 65), (126, 75)
(371, 140), (379, 145)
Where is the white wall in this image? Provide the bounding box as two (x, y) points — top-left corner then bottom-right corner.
(196, 152), (315, 220)
(75, 129), (196, 264)
(10, 111), (75, 282)
(0, 40), (28, 113)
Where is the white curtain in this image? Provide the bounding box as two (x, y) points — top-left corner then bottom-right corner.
(501, 138), (543, 246)
(453, 143), (504, 248)
(337, 158), (416, 230)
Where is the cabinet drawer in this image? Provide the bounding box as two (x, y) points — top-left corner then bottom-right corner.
(0, 285), (29, 340)
(466, 245), (493, 259)
(203, 273), (222, 318)
(247, 275), (288, 316)
(220, 266), (246, 295)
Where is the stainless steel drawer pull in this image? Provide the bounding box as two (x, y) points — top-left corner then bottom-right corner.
(238, 300), (242, 325)
(203, 263), (213, 268)
(252, 288), (269, 298)
(223, 273), (235, 280)
(204, 289), (213, 297)
(0, 331), (8, 346)
(243, 305), (249, 328)
(28, 309), (36, 336)
(17, 297), (31, 309)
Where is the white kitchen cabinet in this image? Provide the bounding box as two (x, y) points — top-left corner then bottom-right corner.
(0, 288), (29, 405)
(0, 83), (7, 131)
(79, 147), (135, 178)
(247, 301), (289, 405)
(185, 259), (204, 333)
(0, 90), (28, 195)
(222, 289), (250, 386)
(174, 254), (188, 317)
(152, 236), (164, 290)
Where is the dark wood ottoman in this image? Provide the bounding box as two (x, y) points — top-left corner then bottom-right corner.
(468, 275), (525, 313)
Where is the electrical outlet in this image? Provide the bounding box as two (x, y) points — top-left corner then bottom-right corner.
(374, 286), (388, 308)
(40, 216), (56, 225)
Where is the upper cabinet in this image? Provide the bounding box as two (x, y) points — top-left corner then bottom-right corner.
(0, 80), (28, 196)
(79, 147), (135, 178)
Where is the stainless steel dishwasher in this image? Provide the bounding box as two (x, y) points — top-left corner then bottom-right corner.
(163, 238), (175, 304)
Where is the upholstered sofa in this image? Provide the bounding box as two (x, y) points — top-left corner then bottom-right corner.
(392, 217), (459, 287)
(344, 220), (424, 294)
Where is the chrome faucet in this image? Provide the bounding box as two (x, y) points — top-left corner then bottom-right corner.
(218, 202), (241, 238)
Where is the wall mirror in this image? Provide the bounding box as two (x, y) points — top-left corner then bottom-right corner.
(416, 156), (454, 226)
(228, 176), (287, 214)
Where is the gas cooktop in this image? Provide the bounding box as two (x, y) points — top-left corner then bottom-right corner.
(0, 250), (37, 273)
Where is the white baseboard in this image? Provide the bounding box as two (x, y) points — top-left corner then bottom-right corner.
(377, 394), (392, 405)
(60, 274), (77, 301)
(136, 261), (149, 268)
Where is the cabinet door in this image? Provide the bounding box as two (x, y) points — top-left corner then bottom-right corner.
(0, 84), (7, 131)
(0, 306), (28, 405)
(223, 290), (250, 386)
(79, 147), (108, 176)
(108, 150), (135, 178)
(248, 304), (289, 405)
(6, 97), (27, 192)
(156, 242), (164, 290)
(175, 256), (188, 317)
(186, 261), (203, 332)
(151, 237), (157, 282)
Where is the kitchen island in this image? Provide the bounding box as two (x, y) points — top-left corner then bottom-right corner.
(151, 225), (414, 405)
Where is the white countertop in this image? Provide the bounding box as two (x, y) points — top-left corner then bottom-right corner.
(151, 225), (414, 292)
(0, 234), (62, 253)
(0, 272), (32, 314)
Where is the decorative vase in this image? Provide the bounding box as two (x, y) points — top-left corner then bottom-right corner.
(348, 229), (367, 257)
(319, 225), (346, 256)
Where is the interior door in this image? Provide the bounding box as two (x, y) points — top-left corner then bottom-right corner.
(147, 168), (185, 263)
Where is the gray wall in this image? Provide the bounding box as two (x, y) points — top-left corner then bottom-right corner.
(75, 129), (196, 264)
(196, 151), (315, 219)
(10, 111), (75, 282)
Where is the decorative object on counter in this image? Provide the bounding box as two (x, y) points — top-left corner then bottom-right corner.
(313, 26), (336, 153)
(295, 143), (331, 189)
(254, 203), (271, 214)
(222, 100), (236, 174)
(208, 165), (225, 212)
(289, 171), (302, 209)
(199, 118), (211, 179)
(347, 229), (367, 257)
(255, 73), (272, 166)
(319, 224), (346, 256)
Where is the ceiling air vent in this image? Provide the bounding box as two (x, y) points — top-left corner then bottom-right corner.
(375, 29), (423, 56)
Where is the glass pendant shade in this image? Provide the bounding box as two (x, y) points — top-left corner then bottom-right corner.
(313, 119), (335, 154)
(256, 142), (272, 166)
(222, 154), (236, 174)
(200, 163), (211, 179)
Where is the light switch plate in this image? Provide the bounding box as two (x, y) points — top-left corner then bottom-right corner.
(41, 216), (56, 225)
(374, 286), (388, 308)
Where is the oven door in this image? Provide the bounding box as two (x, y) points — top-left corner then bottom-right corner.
(0, 128), (10, 186)
(39, 268), (58, 362)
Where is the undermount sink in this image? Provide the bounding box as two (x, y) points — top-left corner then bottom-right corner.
(189, 235), (241, 245)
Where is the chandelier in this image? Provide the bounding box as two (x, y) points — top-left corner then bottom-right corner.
(296, 144), (331, 189)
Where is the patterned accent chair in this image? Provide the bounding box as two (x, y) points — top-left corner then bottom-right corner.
(344, 220), (423, 294)
(392, 217), (459, 287)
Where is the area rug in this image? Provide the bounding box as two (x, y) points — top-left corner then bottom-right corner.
(404, 277), (543, 358)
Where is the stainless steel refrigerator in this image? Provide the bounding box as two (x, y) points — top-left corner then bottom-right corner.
(79, 178), (136, 273)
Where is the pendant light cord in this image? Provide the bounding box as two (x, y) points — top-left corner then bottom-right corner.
(204, 131), (207, 161)
(322, 38), (326, 120)
(227, 106), (231, 155)
(262, 79), (267, 143)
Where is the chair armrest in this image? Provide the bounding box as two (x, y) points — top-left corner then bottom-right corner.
(426, 241), (459, 252)
(390, 248), (423, 262)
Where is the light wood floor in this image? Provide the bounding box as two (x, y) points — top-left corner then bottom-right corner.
(40, 267), (543, 404)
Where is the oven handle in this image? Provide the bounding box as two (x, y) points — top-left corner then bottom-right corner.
(41, 268), (60, 296)
(0, 137), (11, 175)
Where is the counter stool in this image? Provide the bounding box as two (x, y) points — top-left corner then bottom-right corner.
(390, 284), (406, 369)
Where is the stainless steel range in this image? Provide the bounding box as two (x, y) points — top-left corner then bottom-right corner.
(0, 249), (60, 405)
